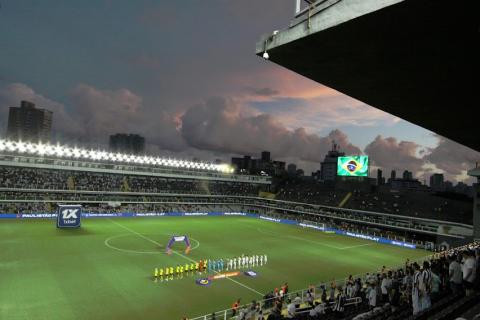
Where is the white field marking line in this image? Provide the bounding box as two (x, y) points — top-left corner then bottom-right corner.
(256, 227), (342, 250)
(108, 219), (263, 297)
(104, 233), (200, 255)
(287, 235), (343, 250)
(339, 243), (373, 250)
(289, 234), (374, 250)
(256, 227), (374, 250)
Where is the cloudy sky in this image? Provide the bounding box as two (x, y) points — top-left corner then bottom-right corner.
(0, 1), (478, 183)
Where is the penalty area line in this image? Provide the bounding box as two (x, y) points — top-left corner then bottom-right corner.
(107, 219), (264, 297)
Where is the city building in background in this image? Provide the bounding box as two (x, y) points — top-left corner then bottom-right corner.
(231, 151), (285, 176)
(377, 169), (385, 185)
(403, 170), (413, 180)
(109, 133), (145, 155)
(6, 100), (53, 143)
(390, 170), (396, 180)
(287, 163), (297, 176)
(320, 142), (345, 182)
(261, 151), (271, 163)
(430, 173), (445, 192)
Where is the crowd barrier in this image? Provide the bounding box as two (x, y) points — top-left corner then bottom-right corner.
(0, 211), (416, 249)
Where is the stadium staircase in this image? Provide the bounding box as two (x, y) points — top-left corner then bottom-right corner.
(121, 177), (130, 192)
(67, 176), (75, 190)
(338, 192), (352, 208)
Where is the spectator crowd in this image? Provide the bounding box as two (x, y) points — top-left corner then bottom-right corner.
(200, 242), (479, 320)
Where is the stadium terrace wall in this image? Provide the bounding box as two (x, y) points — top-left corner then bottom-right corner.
(0, 211), (417, 249)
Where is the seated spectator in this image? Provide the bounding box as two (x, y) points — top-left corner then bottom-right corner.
(286, 299), (296, 319)
(309, 301), (325, 318)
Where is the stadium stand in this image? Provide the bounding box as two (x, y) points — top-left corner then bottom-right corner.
(276, 184), (473, 224)
(0, 167), (263, 195)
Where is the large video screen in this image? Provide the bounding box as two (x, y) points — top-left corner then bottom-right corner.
(337, 156), (369, 177)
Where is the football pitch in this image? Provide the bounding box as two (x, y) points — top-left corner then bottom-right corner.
(0, 216), (429, 320)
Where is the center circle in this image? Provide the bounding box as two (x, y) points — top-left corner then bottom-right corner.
(104, 233), (200, 255)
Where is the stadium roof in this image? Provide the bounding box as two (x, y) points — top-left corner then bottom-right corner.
(256, 0), (480, 151)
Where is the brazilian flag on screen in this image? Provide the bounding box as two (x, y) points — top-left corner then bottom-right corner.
(337, 156), (369, 177)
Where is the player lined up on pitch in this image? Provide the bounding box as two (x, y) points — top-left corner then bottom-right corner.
(153, 254), (268, 281)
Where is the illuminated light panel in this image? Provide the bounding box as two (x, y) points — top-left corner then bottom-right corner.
(0, 139), (234, 174)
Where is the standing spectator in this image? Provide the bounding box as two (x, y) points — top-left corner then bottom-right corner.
(368, 283), (377, 310)
(412, 263), (421, 315)
(420, 261), (432, 311)
(431, 265), (441, 301)
(231, 299), (240, 317)
(332, 286), (346, 317)
(462, 250), (477, 296)
(449, 254), (463, 295)
(389, 281), (401, 313)
(329, 279), (336, 302)
(346, 275), (354, 298)
(305, 288), (314, 307)
(320, 285), (327, 303)
(381, 272), (392, 302)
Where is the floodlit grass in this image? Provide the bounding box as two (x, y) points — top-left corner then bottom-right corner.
(0, 216), (428, 319)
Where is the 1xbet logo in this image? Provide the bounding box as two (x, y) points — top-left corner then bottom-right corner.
(61, 209), (79, 219)
(57, 206), (81, 228)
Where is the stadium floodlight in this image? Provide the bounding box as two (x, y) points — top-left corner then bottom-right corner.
(5, 141), (15, 151)
(0, 139), (235, 174)
(37, 144), (46, 155)
(16, 142), (26, 153)
(63, 148), (73, 157)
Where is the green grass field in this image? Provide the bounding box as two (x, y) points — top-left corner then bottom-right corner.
(0, 216), (429, 320)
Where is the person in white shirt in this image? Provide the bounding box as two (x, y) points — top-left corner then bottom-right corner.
(286, 299), (296, 319)
(420, 261), (432, 311)
(412, 263), (421, 315)
(309, 301), (325, 317)
(462, 250), (477, 296)
(449, 254), (463, 294)
(293, 294), (302, 307)
(381, 272), (392, 302)
(368, 283), (377, 310)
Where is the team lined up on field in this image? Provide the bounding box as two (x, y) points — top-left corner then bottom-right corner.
(154, 254), (268, 278)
